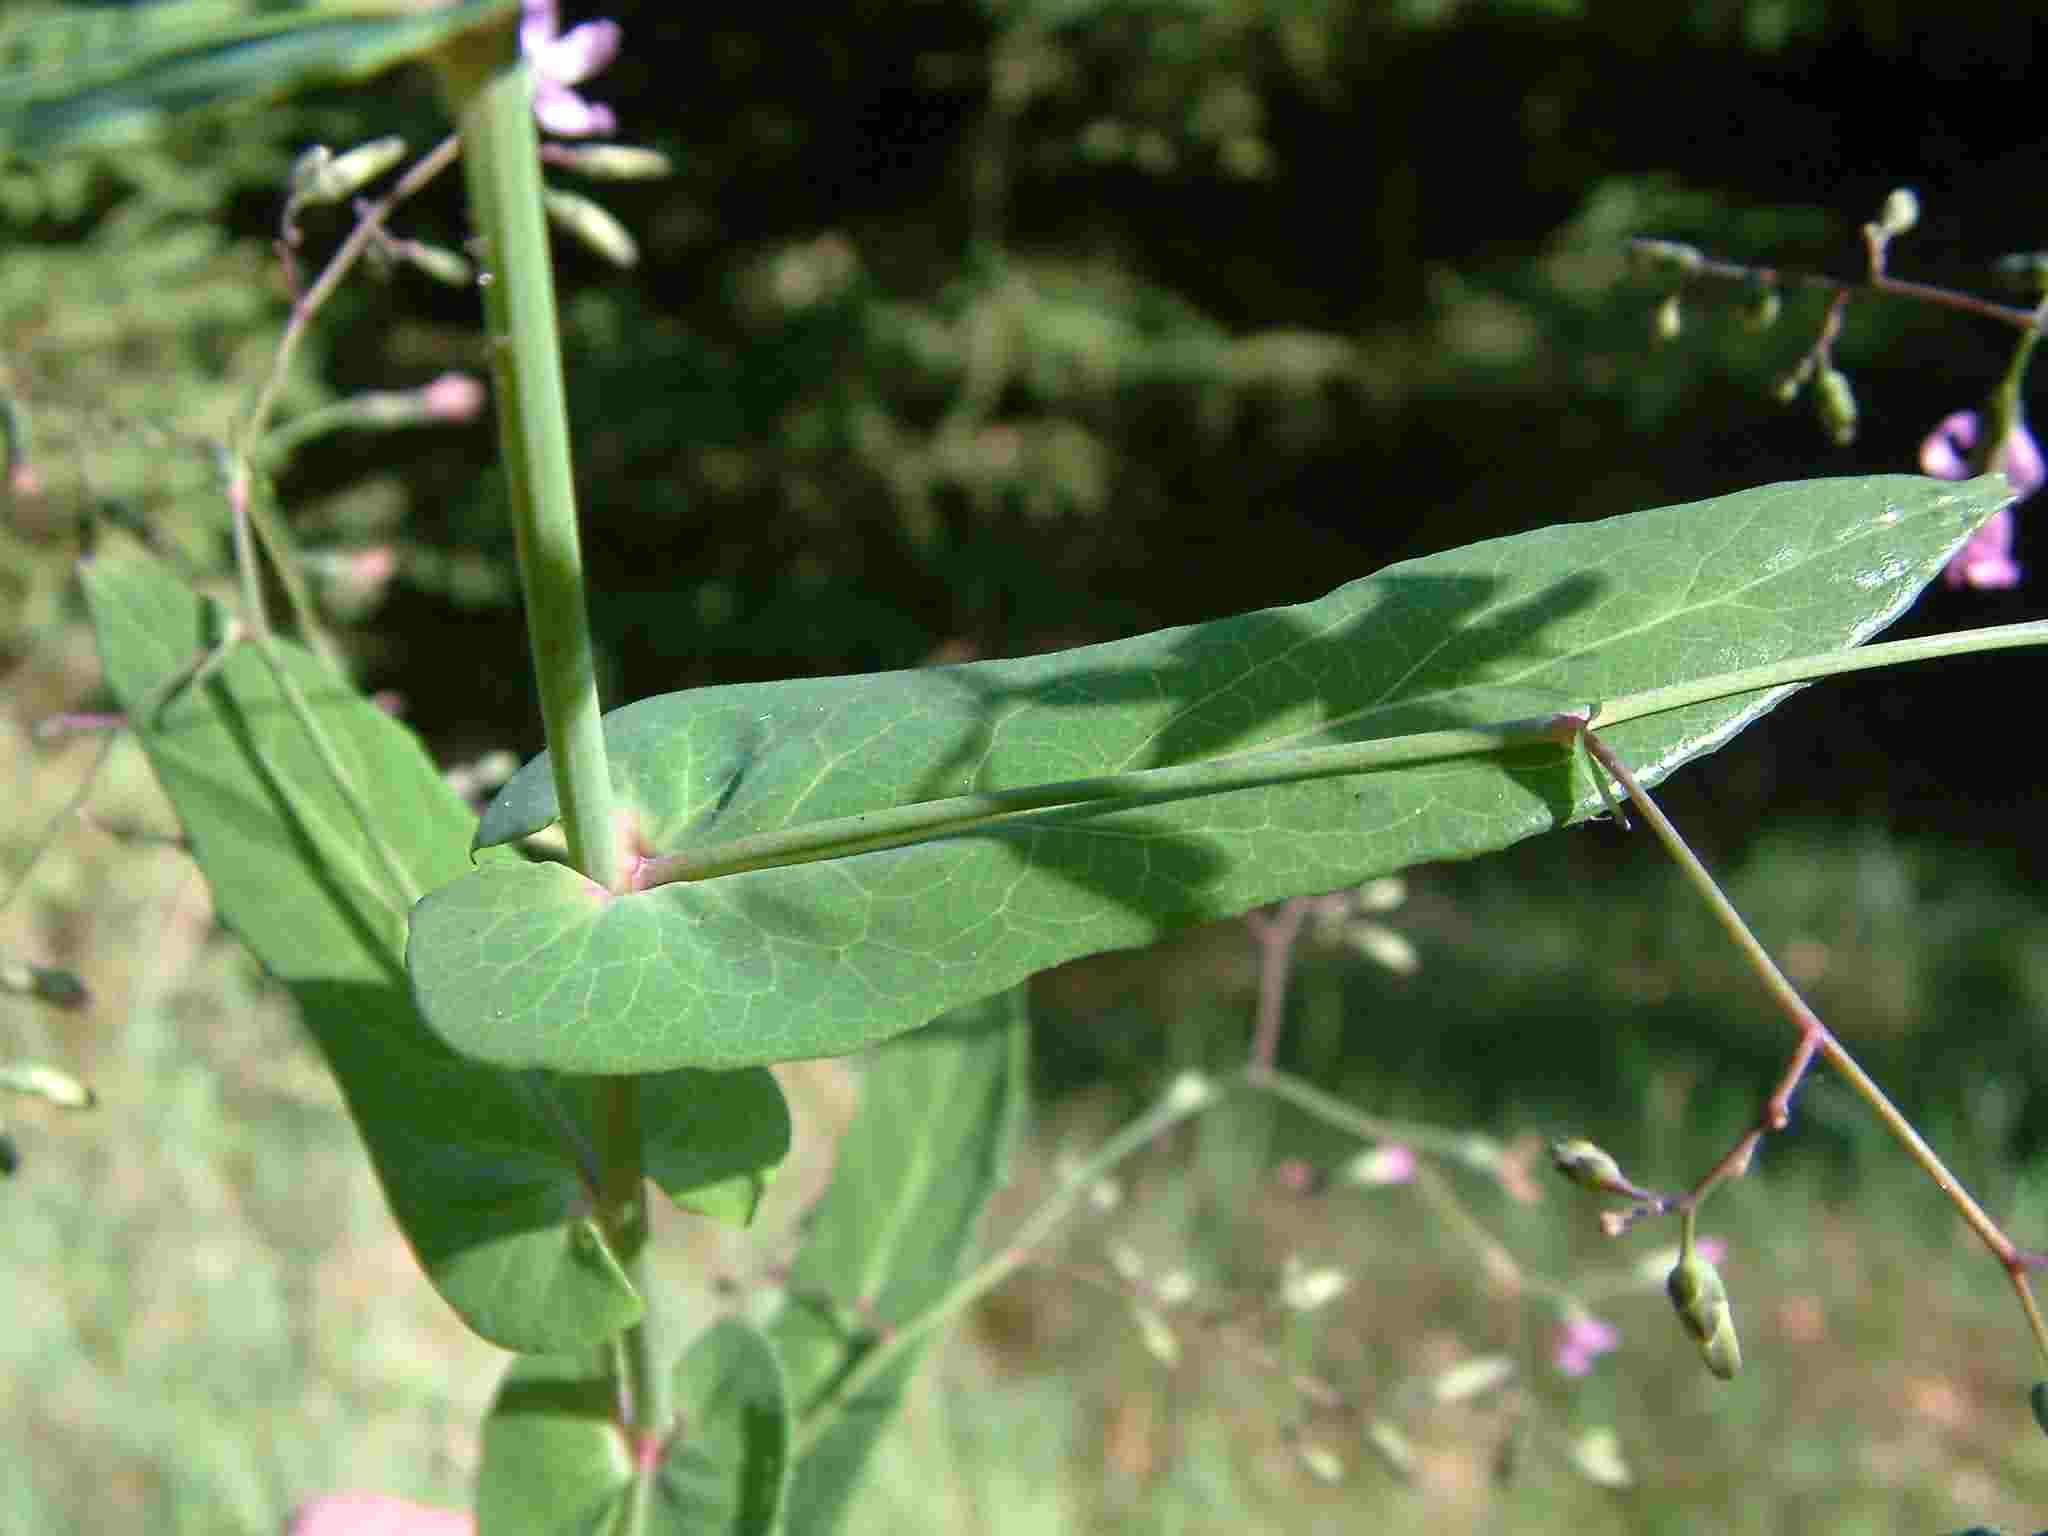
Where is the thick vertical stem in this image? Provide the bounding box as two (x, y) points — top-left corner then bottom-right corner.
(453, 55), (663, 1524)
(457, 63), (623, 895)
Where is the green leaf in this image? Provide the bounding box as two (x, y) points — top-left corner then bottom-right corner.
(774, 989), (1026, 1533)
(412, 474), (2004, 1074)
(82, 550), (788, 1353)
(660, 1321), (793, 1534)
(0, 0), (518, 158)
(475, 1322), (791, 1536)
(475, 1350), (632, 1536)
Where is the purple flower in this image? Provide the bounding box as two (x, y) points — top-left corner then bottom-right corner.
(1553, 1309), (1621, 1377)
(522, 1), (622, 139)
(1921, 409), (2043, 590)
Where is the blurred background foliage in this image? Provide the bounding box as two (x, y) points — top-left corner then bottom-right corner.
(6, 0), (2048, 1529)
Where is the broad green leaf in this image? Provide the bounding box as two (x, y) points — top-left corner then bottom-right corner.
(476, 1350), (631, 1536)
(774, 989), (1026, 1533)
(412, 475), (2004, 1074)
(82, 550), (788, 1353)
(659, 1321), (793, 1535)
(476, 1323), (791, 1536)
(0, 0), (518, 158)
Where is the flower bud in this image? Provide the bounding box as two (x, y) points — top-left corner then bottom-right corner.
(546, 143), (673, 180)
(1995, 251), (2048, 298)
(403, 242), (475, 288)
(291, 136), (407, 209)
(1296, 1441), (1344, 1484)
(1653, 293), (1683, 343)
(1281, 1255), (1351, 1313)
(0, 1060), (95, 1108)
(1739, 282), (1781, 331)
(1873, 187), (1919, 240)
(1569, 1427), (1632, 1489)
(1164, 1071), (1216, 1114)
(544, 189), (640, 268)
(0, 961), (88, 1012)
(1815, 365), (1857, 446)
(1550, 1138), (1626, 1194)
(1627, 238), (1704, 280)
(1432, 1354), (1516, 1404)
(1345, 1142), (1416, 1187)
(1132, 1303), (1179, 1366)
(1666, 1254), (1741, 1380)
(1364, 1419), (1415, 1480)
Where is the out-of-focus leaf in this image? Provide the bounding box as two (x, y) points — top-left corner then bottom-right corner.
(773, 987), (1027, 1533)
(0, 0), (518, 158)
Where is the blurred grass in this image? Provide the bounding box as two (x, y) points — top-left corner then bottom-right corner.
(6, 642), (2048, 1534)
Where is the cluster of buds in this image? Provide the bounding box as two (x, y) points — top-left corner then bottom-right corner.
(1628, 238), (1702, 345)
(1637, 186), (2043, 590)
(1550, 1139), (1742, 1380)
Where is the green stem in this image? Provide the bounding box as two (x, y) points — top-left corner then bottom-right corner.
(230, 134), (466, 667)
(223, 474), (422, 909)
(455, 55), (655, 1526)
(458, 64), (623, 895)
(1249, 1064), (1500, 1169)
(642, 618), (2048, 886)
(1581, 729), (2048, 1373)
(789, 1071), (1219, 1458)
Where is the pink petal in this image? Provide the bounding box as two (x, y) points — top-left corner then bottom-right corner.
(520, 0), (559, 56)
(1919, 411), (1979, 481)
(419, 372), (487, 423)
(1996, 422), (2045, 501)
(287, 1494), (473, 1536)
(1943, 507), (2021, 590)
(533, 84), (617, 139)
(534, 20), (623, 87)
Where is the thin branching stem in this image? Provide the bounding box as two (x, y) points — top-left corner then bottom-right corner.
(1579, 726), (2048, 1372)
(789, 1072), (1217, 1458)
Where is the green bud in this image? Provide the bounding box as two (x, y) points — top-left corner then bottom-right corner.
(545, 189), (640, 268)
(1133, 1302), (1179, 1366)
(1815, 365), (1857, 446)
(546, 144), (673, 181)
(1698, 1308), (1742, 1379)
(1739, 283), (1781, 331)
(1627, 238), (1705, 280)
(1550, 1138), (1626, 1193)
(1995, 251), (2048, 298)
(1773, 365), (1809, 404)
(1296, 1441), (1344, 1484)
(0, 1061), (95, 1109)
(2030, 1379), (2048, 1439)
(1365, 1419), (1416, 1481)
(1874, 186), (1919, 240)
(1653, 293), (1683, 343)
(1667, 1254), (1741, 1380)
(0, 961), (87, 1011)
(403, 242), (474, 288)
(1569, 1426), (1633, 1489)
(292, 136), (407, 208)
